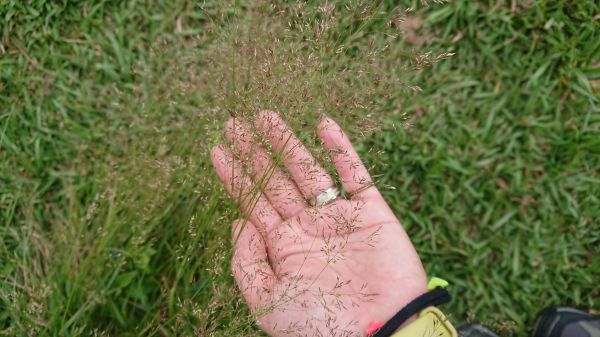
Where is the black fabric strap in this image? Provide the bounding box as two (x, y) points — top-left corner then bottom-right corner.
(372, 287), (452, 337)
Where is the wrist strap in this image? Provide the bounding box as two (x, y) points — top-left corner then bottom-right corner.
(372, 287), (452, 337)
(390, 306), (457, 337)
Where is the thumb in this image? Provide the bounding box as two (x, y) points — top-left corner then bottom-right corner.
(230, 219), (276, 313)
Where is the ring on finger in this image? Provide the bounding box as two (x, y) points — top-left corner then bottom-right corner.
(309, 186), (341, 207)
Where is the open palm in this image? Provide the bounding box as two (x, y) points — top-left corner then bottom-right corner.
(212, 111), (427, 337)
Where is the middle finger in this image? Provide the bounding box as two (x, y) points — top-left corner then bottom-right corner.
(226, 117), (307, 219)
(256, 111), (335, 200)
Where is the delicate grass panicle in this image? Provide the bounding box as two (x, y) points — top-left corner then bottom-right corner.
(205, 1), (451, 135)
(1, 1), (449, 336)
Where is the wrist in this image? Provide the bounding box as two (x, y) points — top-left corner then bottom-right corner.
(366, 278), (455, 337)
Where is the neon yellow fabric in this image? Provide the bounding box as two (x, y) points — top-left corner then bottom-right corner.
(390, 306), (457, 337)
(427, 277), (449, 290)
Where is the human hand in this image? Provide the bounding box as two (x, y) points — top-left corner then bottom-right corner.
(211, 111), (427, 336)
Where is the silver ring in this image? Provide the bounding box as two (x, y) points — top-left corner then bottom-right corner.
(309, 186), (341, 207)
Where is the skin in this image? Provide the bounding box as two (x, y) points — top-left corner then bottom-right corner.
(211, 111), (427, 337)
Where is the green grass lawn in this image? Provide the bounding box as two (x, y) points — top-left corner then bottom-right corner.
(1, 1), (599, 336)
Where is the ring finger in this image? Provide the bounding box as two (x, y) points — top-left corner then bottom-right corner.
(256, 111), (335, 201)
